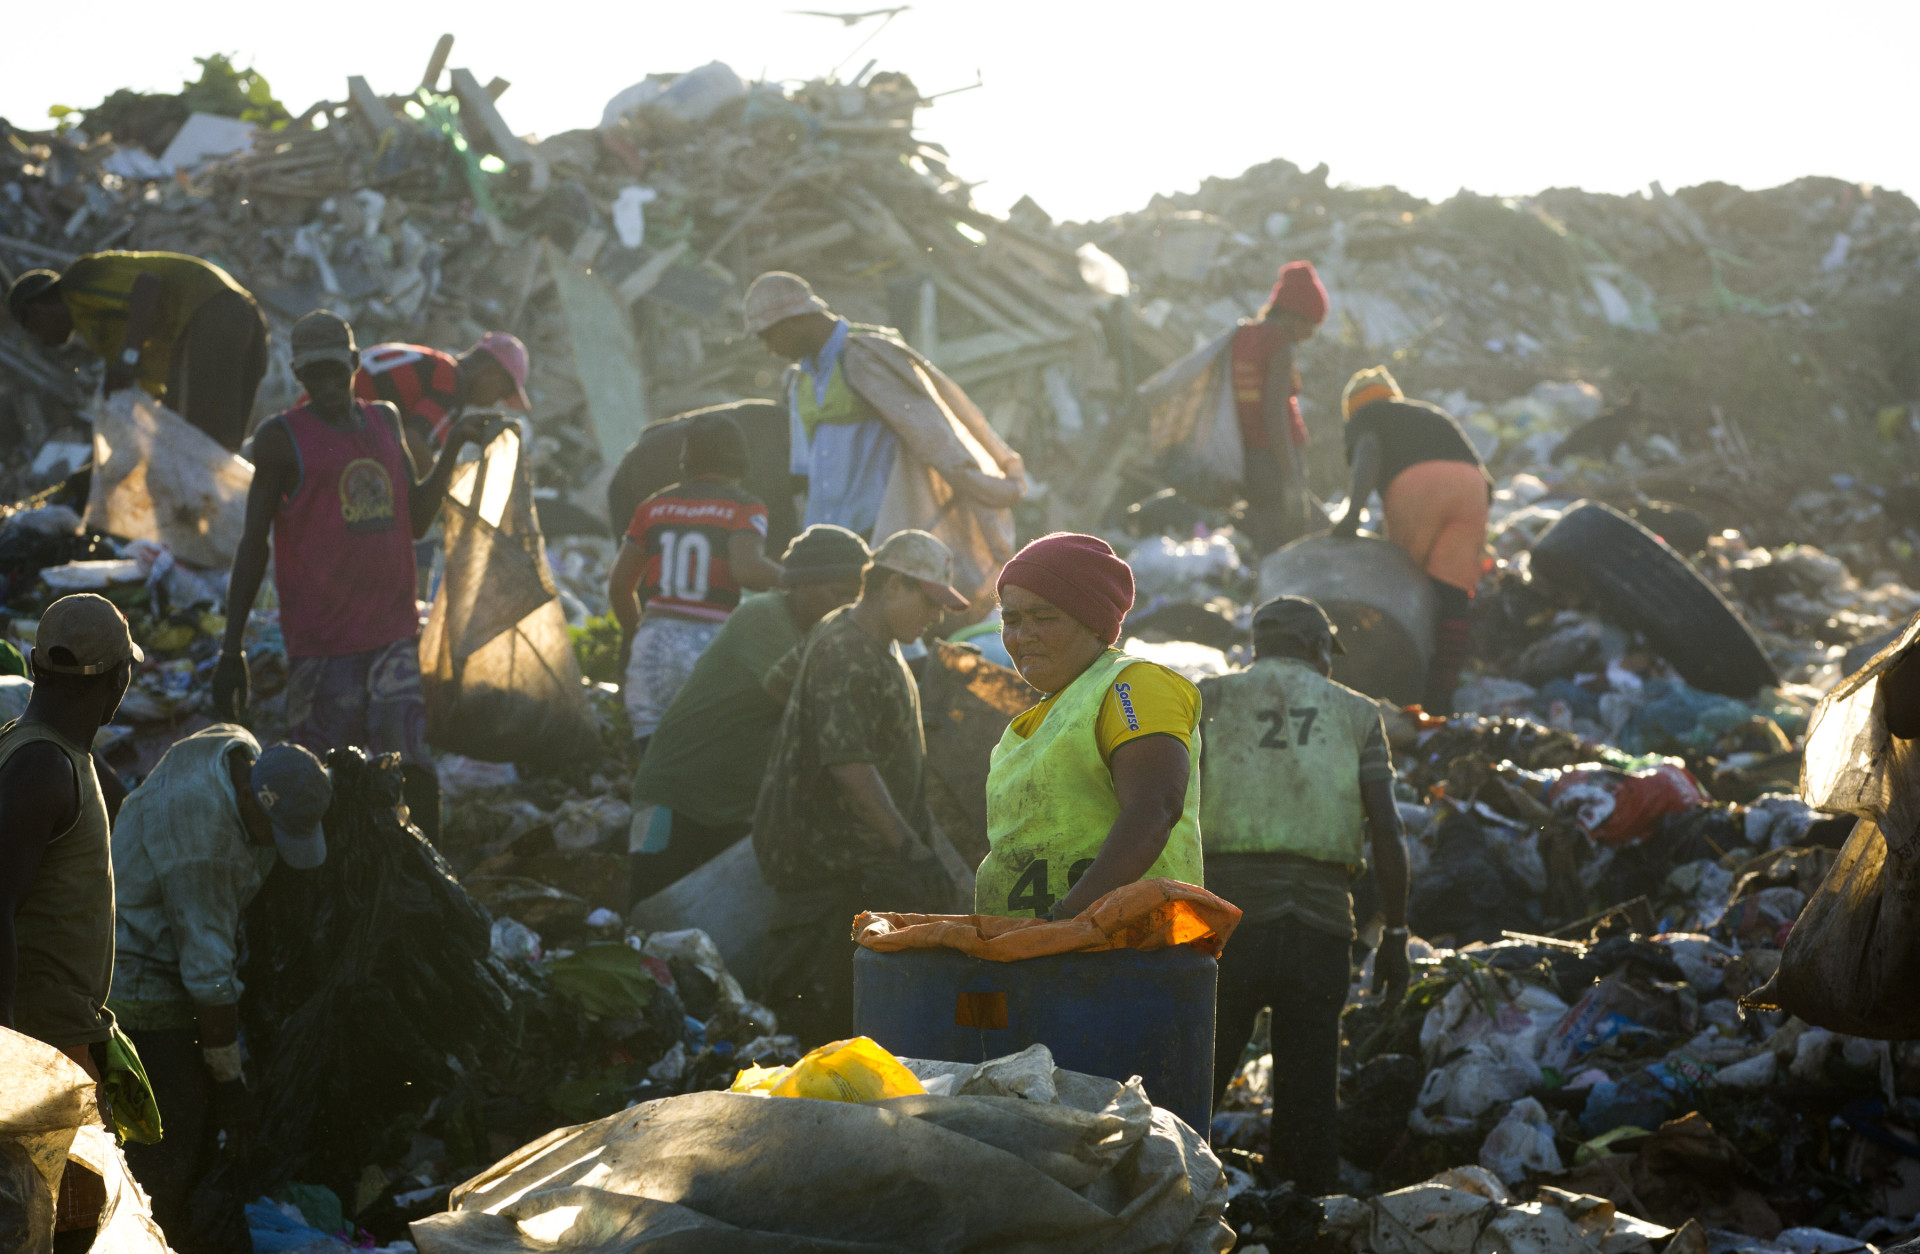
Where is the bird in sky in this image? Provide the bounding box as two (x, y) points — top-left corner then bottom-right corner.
(788, 6), (911, 25)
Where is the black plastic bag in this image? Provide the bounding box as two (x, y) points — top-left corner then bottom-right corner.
(240, 748), (518, 1195)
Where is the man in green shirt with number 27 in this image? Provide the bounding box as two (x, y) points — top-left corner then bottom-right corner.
(1198, 595), (1409, 1196)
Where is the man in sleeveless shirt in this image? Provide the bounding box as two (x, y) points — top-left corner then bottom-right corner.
(0, 594), (137, 1247)
(212, 311), (492, 844)
(1198, 596), (1409, 1195)
(0, 594), (137, 1058)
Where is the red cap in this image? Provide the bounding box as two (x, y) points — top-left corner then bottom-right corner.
(474, 331), (531, 410)
(996, 533), (1135, 646)
(1267, 260), (1328, 324)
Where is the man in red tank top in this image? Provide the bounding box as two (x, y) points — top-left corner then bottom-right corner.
(212, 311), (492, 843)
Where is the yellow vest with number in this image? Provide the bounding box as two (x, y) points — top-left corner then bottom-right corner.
(1197, 657), (1378, 865)
(976, 650), (1205, 918)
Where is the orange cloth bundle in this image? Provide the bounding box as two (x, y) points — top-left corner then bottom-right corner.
(853, 878), (1241, 962)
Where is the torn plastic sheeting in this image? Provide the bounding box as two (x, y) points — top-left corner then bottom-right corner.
(82, 389), (254, 570)
(854, 878), (1241, 962)
(0, 1028), (169, 1254)
(1341, 1165), (1670, 1254)
(1748, 616), (1920, 1039)
(411, 1050), (1231, 1254)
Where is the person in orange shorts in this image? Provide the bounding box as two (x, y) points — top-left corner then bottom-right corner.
(1331, 366), (1492, 714)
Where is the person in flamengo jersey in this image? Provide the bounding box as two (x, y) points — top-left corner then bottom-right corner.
(352, 333), (531, 469)
(212, 311), (492, 846)
(607, 412), (785, 753)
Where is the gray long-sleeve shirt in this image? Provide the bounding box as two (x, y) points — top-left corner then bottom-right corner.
(109, 725), (275, 1024)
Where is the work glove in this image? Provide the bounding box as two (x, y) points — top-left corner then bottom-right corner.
(210, 651), (249, 723)
(210, 1077), (256, 1167)
(1371, 928), (1411, 1005)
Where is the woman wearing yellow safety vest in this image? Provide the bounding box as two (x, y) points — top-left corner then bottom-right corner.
(978, 533), (1206, 919)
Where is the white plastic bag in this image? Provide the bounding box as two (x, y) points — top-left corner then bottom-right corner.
(1478, 1097), (1564, 1184)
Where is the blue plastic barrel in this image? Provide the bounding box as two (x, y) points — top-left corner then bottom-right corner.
(851, 945), (1217, 1132)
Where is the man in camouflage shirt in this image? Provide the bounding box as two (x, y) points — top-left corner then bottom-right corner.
(752, 530), (966, 1044)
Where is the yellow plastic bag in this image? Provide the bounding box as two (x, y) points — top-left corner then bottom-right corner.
(729, 1037), (926, 1102)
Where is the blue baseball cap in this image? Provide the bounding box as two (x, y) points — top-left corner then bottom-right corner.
(250, 743), (332, 869)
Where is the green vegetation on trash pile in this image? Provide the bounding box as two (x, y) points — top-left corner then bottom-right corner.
(570, 612), (625, 685)
(544, 943), (661, 1020)
(51, 54), (291, 147)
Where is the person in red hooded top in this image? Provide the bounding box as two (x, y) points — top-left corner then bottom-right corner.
(1231, 260), (1329, 554)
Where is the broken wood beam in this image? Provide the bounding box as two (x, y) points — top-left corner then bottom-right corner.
(447, 67), (549, 193)
(421, 34), (454, 91)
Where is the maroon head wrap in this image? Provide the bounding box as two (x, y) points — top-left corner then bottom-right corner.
(996, 533), (1135, 645)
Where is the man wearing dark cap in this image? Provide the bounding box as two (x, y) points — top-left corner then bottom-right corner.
(0, 593), (137, 1245)
(7, 252), (269, 451)
(1198, 595), (1409, 1196)
(628, 524), (870, 899)
(607, 411), (783, 749)
(753, 529), (965, 1044)
(109, 729), (331, 1249)
(0, 594), (137, 1055)
(213, 310), (490, 844)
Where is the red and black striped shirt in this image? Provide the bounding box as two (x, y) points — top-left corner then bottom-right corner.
(353, 343), (460, 447)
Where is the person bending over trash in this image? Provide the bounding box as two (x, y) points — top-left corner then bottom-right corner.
(607, 412), (784, 753)
(628, 524), (869, 901)
(1331, 366), (1493, 714)
(752, 530), (964, 1044)
(975, 532), (1205, 920)
(353, 331), (531, 469)
(213, 310), (492, 846)
(1198, 595), (1409, 1196)
(108, 729), (331, 1252)
(7, 251), (269, 451)
(745, 270), (1025, 606)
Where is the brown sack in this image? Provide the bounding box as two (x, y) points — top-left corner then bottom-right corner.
(1745, 612), (1920, 1037)
(419, 426), (599, 766)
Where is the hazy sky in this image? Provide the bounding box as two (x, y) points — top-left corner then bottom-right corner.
(4, 1), (1908, 222)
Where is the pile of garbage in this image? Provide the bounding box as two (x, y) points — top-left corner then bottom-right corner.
(1216, 904), (1920, 1251)
(1070, 156), (1920, 512)
(14, 46), (1920, 551)
(0, 42), (1128, 533)
(239, 772), (790, 1248)
(407, 1039), (1231, 1252)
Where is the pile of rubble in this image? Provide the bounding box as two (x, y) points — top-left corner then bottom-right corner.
(0, 43), (1129, 532)
(1069, 156), (1920, 519)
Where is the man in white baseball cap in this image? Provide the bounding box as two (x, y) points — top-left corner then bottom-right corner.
(751, 528), (964, 1045)
(743, 270), (1027, 609)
